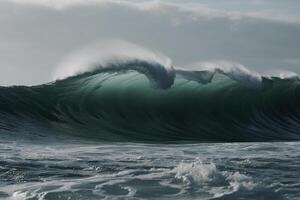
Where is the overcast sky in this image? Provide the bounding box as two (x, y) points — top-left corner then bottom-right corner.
(1, 0), (300, 86)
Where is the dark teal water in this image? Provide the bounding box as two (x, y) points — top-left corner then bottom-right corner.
(1, 68), (300, 142)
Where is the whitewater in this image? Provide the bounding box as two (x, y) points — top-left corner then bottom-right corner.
(1, 43), (300, 199)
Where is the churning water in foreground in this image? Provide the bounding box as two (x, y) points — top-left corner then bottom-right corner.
(0, 140), (300, 200)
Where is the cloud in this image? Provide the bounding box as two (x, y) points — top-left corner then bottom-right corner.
(286, 58), (300, 65)
(11, 0), (104, 9)
(10, 0), (300, 24)
(249, 0), (266, 5)
(0, 0), (299, 85)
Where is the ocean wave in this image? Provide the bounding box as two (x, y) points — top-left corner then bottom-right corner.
(0, 57), (300, 142)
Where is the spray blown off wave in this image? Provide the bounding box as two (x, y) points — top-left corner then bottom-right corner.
(1, 56), (300, 142)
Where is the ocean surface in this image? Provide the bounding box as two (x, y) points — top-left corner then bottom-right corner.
(1, 140), (300, 200)
(0, 59), (300, 199)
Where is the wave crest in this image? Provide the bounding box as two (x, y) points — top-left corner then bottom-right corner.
(53, 40), (174, 89)
(52, 41), (299, 89)
(177, 61), (262, 87)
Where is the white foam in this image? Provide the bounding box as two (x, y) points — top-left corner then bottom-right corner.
(263, 69), (300, 80)
(190, 61), (262, 86)
(173, 159), (224, 185)
(172, 158), (256, 198)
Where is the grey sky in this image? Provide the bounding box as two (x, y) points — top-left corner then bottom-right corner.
(1, 0), (300, 85)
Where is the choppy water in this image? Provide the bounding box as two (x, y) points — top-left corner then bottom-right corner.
(0, 139), (299, 200)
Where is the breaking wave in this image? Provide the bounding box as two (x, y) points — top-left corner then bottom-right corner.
(0, 55), (300, 142)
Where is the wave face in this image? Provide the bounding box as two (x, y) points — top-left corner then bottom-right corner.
(1, 59), (300, 142)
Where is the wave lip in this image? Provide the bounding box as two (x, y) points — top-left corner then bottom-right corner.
(53, 40), (173, 80)
(93, 59), (175, 89)
(58, 58), (176, 89)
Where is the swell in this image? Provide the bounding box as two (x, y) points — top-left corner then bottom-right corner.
(0, 59), (300, 142)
